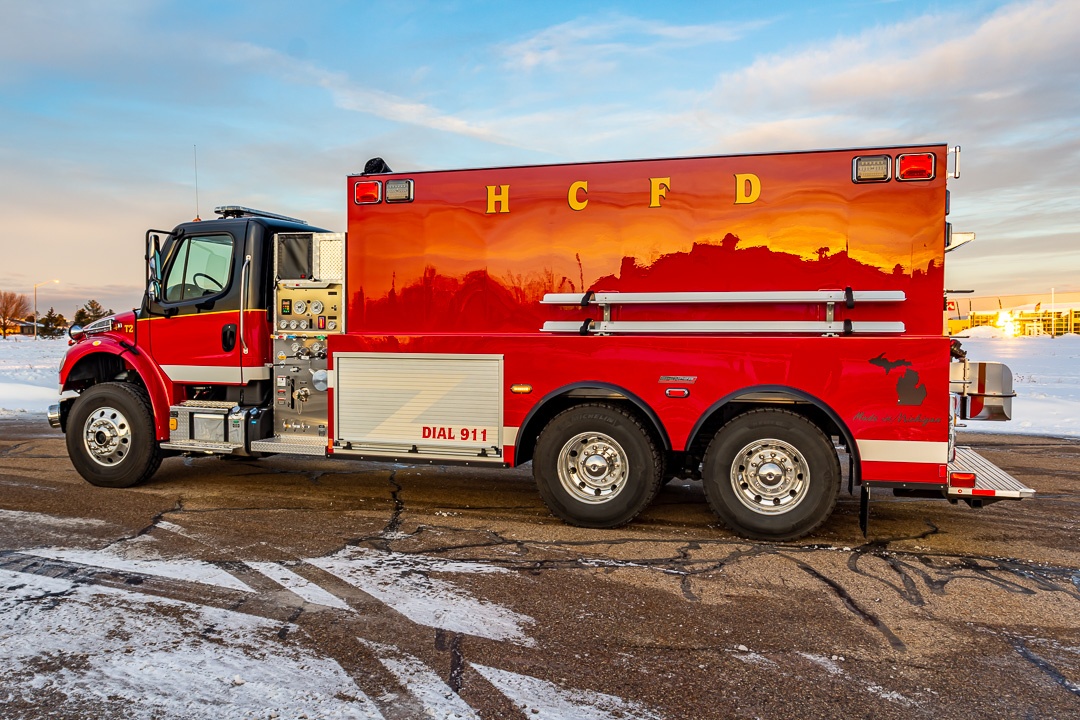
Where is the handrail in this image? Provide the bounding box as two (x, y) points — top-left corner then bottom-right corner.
(541, 290), (905, 305)
(239, 254), (251, 355)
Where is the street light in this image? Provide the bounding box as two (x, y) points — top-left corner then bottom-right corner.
(33, 279), (59, 340)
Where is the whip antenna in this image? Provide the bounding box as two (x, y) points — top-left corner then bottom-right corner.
(193, 144), (201, 221)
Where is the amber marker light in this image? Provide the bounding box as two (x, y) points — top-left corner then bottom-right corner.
(510, 384), (533, 394)
(897, 153), (936, 181)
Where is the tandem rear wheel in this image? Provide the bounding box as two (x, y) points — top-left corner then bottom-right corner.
(533, 403), (664, 528)
(66, 382), (163, 488)
(702, 409), (840, 541)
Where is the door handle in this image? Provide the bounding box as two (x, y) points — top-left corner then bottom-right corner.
(222, 323), (237, 352)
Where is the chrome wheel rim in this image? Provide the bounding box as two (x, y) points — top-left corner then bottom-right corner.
(83, 406), (132, 467)
(557, 431), (628, 504)
(730, 438), (809, 515)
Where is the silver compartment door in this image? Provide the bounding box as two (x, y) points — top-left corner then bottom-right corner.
(335, 353), (503, 457)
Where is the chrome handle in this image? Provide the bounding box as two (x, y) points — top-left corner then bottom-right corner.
(240, 254), (251, 355)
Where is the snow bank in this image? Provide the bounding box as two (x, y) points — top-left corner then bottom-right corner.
(957, 334), (1080, 437)
(0, 336), (66, 415)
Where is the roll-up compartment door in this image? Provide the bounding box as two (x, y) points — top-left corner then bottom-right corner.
(335, 353), (502, 458)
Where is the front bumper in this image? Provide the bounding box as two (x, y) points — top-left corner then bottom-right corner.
(47, 404), (61, 428)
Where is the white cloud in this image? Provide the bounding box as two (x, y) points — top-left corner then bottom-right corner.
(501, 14), (768, 73)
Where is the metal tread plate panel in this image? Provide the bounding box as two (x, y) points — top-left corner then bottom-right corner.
(161, 440), (241, 453)
(177, 400), (238, 409)
(948, 446), (1035, 498)
(250, 436), (328, 456)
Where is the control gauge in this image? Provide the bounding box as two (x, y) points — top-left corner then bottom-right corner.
(289, 320), (299, 330)
(310, 341), (324, 355)
(310, 300), (324, 315)
(293, 299), (307, 315)
(290, 342), (301, 354)
(278, 320), (289, 329)
(327, 320), (337, 331)
(299, 319), (309, 330)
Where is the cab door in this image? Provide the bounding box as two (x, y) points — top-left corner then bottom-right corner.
(147, 229), (250, 386)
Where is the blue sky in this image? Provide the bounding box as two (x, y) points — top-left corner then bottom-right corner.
(1, 0), (1077, 315)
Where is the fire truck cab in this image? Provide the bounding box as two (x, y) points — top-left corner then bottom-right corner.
(50, 146), (1033, 540)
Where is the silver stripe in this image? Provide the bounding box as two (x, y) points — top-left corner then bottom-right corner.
(161, 364), (271, 384)
(503, 426), (519, 446)
(857, 439), (948, 464)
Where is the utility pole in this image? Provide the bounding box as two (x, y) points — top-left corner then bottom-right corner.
(33, 279), (59, 340)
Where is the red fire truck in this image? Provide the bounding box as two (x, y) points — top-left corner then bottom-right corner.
(49, 145), (1033, 540)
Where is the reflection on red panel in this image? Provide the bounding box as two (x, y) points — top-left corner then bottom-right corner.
(346, 146), (947, 337)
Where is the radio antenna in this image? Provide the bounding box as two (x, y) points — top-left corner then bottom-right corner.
(193, 144), (201, 221)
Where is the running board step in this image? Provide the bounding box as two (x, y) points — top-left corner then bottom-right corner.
(250, 435), (328, 457)
(948, 446), (1035, 500)
(161, 440), (244, 454)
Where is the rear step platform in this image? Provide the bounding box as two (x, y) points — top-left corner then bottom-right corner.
(948, 446), (1035, 502)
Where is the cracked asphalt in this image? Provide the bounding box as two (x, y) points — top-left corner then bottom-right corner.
(1, 418), (1079, 719)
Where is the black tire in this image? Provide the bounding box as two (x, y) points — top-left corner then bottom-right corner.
(533, 403), (663, 528)
(66, 382), (163, 488)
(702, 409), (840, 541)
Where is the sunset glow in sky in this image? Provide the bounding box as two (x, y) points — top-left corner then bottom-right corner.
(1, 0), (1077, 315)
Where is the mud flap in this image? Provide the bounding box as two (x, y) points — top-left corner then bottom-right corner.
(859, 483), (870, 536)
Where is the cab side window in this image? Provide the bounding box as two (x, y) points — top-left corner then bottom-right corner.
(163, 234), (234, 303)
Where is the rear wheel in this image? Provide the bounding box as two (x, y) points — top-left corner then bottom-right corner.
(702, 409), (840, 541)
(66, 382), (163, 488)
(533, 403), (663, 528)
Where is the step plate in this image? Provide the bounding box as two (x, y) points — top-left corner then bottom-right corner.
(948, 446), (1035, 499)
(250, 435), (328, 457)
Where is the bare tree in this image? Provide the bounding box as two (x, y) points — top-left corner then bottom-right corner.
(0, 290), (32, 338)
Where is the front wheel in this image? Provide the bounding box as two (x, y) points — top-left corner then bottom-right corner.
(66, 382), (163, 488)
(533, 403), (663, 528)
(702, 409), (840, 541)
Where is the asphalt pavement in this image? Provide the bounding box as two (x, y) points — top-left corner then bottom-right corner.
(1, 418), (1078, 719)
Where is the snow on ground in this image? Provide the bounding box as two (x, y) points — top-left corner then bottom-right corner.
(0, 569), (385, 719)
(957, 332), (1080, 438)
(0, 336), (66, 416)
(2, 333), (1076, 437)
(310, 546), (537, 645)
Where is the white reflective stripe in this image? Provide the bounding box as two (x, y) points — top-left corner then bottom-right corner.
(503, 426), (519, 447)
(857, 439), (948, 464)
(161, 365), (270, 383)
(241, 365), (271, 381)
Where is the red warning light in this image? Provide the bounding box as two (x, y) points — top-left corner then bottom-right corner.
(897, 153), (935, 181)
(949, 471), (976, 488)
(354, 180), (382, 204)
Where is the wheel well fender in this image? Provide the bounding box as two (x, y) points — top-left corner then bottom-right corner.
(513, 382), (671, 467)
(61, 342), (172, 440)
(686, 385), (860, 478)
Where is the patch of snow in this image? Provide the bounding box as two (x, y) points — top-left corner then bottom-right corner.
(359, 639), (481, 720)
(0, 569), (385, 719)
(472, 663), (662, 720)
(246, 561), (353, 611)
(0, 508), (112, 530)
(958, 334), (1080, 438)
(24, 546), (254, 593)
(0, 337), (66, 414)
(797, 651), (844, 676)
(309, 547), (535, 646)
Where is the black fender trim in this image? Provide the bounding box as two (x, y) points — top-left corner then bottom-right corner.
(513, 381), (672, 467)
